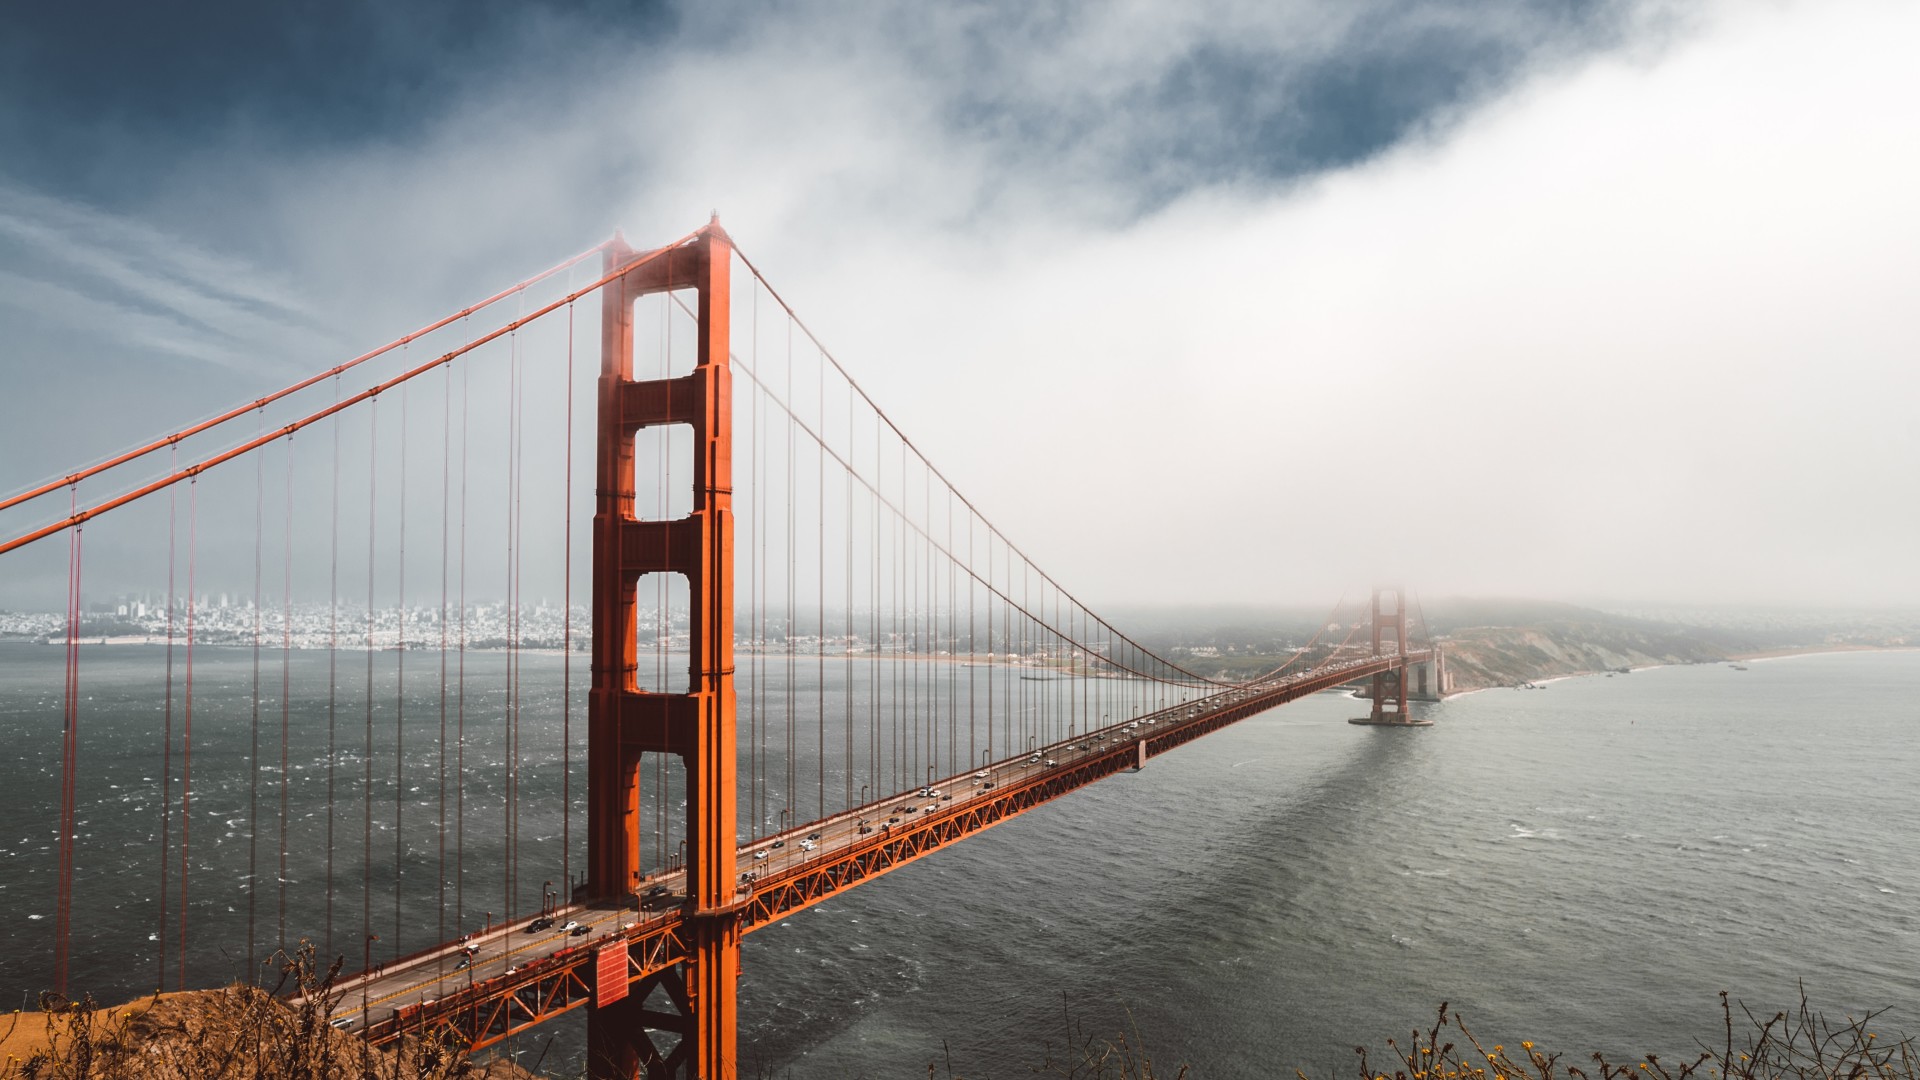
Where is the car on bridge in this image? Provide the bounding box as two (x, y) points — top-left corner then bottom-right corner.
(527, 916), (555, 932)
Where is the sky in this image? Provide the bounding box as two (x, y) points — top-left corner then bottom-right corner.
(1, 0), (1916, 611)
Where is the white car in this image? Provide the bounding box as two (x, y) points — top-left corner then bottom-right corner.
(560, 920), (580, 933)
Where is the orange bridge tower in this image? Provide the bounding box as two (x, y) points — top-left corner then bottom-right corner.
(588, 222), (741, 1078)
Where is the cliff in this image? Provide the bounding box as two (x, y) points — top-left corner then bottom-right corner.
(1434, 621), (1729, 690)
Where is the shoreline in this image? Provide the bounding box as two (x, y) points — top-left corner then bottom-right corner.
(1728, 643), (1918, 662)
(1444, 643), (1917, 696)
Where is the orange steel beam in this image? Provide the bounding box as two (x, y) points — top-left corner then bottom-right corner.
(366, 650), (1430, 1057)
(587, 222), (739, 1080)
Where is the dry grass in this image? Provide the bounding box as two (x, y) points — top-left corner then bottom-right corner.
(0, 943), (531, 1080)
(1324, 993), (1916, 1080)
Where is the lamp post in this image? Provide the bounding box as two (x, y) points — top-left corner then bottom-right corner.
(859, 784), (869, 806)
(542, 880), (553, 917)
(361, 933), (380, 1025)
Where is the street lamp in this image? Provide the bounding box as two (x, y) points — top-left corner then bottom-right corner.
(926, 764), (935, 789)
(859, 784), (869, 806)
(981, 748), (991, 770)
(542, 880), (553, 916)
(361, 932), (380, 1024)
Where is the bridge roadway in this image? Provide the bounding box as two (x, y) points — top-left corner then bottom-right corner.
(316, 650), (1428, 1052)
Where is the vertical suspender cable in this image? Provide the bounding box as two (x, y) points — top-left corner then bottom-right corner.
(54, 491), (81, 997)
(438, 362), (451, 967)
(948, 488), (956, 778)
(248, 414), (264, 981)
(512, 325), (526, 920)
(562, 301), (575, 900)
(364, 398), (378, 973)
(844, 381), (854, 810)
(457, 358), (470, 931)
(817, 344), (825, 821)
(180, 479), (197, 990)
(748, 281), (760, 836)
(158, 450), (178, 989)
(280, 436), (294, 956)
(870, 413), (879, 797)
(785, 320), (794, 826)
(504, 332), (518, 922)
(395, 379), (409, 959)
(326, 380), (342, 963)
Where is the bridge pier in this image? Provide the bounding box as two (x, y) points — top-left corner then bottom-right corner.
(589, 222), (742, 1079)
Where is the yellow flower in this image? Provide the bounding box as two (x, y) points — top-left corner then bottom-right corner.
(1522, 1043), (1534, 1051)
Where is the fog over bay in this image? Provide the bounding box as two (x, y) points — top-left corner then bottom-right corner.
(2, 0), (1916, 612)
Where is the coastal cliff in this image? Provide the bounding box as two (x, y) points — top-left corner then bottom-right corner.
(1433, 621), (1727, 690)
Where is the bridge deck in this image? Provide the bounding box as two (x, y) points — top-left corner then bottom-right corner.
(317, 651), (1429, 1051)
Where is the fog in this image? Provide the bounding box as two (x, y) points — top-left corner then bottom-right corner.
(2, 0), (1915, 612)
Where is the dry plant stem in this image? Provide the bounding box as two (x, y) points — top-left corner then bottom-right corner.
(1301, 992), (1913, 1080)
(6, 943), (492, 1080)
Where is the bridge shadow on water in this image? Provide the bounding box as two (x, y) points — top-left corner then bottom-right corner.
(737, 694), (1446, 1078)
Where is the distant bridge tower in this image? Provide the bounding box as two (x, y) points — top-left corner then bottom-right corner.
(588, 222), (741, 1078)
(1349, 585), (1433, 727)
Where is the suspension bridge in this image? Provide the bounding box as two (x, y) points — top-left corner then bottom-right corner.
(0, 220), (1439, 1078)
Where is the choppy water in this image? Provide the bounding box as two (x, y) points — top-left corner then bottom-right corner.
(3, 646), (1917, 1077)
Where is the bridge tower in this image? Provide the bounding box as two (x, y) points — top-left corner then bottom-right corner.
(1350, 585), (1432, 726)
(588, 222), (740, 1078)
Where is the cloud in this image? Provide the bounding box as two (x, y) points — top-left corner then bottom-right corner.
(2, 0), (1914, 608)
(0, 182), (327, 372)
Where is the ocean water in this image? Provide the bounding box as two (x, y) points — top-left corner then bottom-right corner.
(736, 651), (1920, 1077)
(2, 646), (1916, 1077)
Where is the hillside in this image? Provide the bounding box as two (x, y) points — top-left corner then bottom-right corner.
(0, 982), (537, 1080)
(1435, 621), (1729, 689)
(1154, 598), (1919, 692)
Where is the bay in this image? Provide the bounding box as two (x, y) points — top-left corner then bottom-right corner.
(0, 644), (1914, 1076)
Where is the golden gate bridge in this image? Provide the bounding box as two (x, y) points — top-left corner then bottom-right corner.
(0, 220), (1437, 1078)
